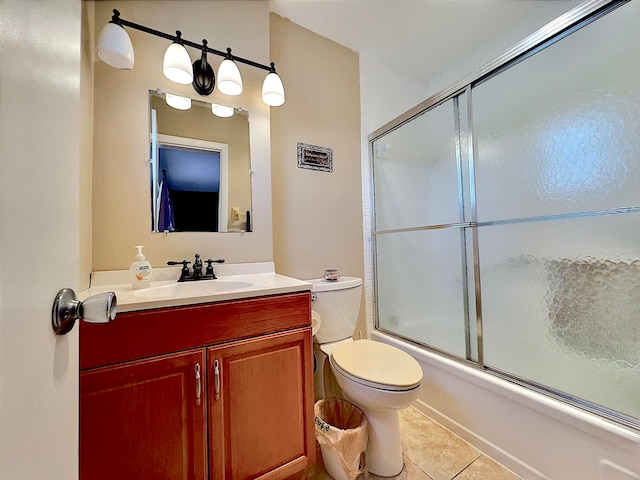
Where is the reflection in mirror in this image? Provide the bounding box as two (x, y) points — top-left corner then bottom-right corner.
(149, 90), (252, 233)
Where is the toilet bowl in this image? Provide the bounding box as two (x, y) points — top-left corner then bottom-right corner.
(330, 339), (422, 477)
(310, 277), (424, 477)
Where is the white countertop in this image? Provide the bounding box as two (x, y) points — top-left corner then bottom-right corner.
(82, 262), (312, 313)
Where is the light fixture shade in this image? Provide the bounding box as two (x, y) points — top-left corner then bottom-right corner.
(163, 42), (193, 84)
(97, 22), (134, 70)
(165, 94), (191, 110)
(217, 59), (243, 96)
(262, 72), (285, 106)
(211, 104), (234, 118)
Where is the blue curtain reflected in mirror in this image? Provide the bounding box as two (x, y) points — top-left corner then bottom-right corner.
(158, 169), (175, 232)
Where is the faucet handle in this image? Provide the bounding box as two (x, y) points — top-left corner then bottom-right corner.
(206, 258), (225, 264)
(167, 260), (191, 267)
(205, 258), (224, 278)
(167, 260), (191, 280)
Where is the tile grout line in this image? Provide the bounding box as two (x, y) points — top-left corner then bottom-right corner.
(403, 454), (435, 480)
(449, 453), (483, 480)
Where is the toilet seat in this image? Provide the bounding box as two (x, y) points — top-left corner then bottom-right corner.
(330, 340), (423, 392)
(318, 337), (353, 356)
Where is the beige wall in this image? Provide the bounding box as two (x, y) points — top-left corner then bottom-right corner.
(269, 14), (366, 334)
(91, 1), (272, 270)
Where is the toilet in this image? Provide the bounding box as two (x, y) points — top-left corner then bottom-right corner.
(310, 277), (423, 477)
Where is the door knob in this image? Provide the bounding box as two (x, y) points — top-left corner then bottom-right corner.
(52, 288), (117, 335)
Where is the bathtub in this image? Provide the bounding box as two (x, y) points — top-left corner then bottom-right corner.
(372, 330), (640, 480)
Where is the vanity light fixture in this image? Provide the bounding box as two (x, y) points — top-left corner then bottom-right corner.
(262, 63), (286, 107)
(217, 49), (243, 96)
(97, 20), (134, 69)
(165, 93), (192, 110)
(162, 32), (194, 85)
(97, 9), (286, 106)
(211, 104), (234, 118)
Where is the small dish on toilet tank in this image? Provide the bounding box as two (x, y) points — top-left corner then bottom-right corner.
(323, 269), (340, 281)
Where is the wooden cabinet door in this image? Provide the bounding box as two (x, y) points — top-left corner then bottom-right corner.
(80, 349), (207, 480)
(208, 329), (315, 480)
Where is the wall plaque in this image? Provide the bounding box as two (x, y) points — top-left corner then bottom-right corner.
(297, 142), (333, 172)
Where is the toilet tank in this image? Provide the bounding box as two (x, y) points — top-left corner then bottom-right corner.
(310, 277), (362, 344)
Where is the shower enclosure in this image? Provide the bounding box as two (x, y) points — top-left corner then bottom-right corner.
(370, 0), (639, 429)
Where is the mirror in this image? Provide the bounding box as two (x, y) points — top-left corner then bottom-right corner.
(149, 90), (252, 233)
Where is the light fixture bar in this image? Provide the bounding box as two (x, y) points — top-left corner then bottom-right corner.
(110, 9), (273, 73)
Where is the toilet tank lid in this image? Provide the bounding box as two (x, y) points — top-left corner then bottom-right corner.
(308, 276), (362, 292)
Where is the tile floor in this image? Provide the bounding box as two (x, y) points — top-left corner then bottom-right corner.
(289, 406), (521, 480)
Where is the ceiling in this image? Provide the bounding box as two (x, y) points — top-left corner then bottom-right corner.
(268, 0), (582, 84)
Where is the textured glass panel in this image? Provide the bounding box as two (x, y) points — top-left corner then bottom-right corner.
(373, 99), (461, 231)
(376, 228), (467, 357)
(473, 1), (640, 222)
(479, 212), (640, 419)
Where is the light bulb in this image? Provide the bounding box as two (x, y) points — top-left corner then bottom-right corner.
(262, 71), (285, 106)
(163, 42), (193, 84)
(211, 104), (234, 118)
(165, 94), (191, 110)
(97, 22), (134, 70)
(217, 58), (243, 96)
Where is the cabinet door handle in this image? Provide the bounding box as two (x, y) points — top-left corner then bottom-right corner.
(195, 363), (202, 406)
(214, 359), (220, 401)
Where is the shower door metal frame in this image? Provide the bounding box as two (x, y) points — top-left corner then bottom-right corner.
(369, 0), (640, 431)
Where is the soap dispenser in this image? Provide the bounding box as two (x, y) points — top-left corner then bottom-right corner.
(129, 245), (152, 290)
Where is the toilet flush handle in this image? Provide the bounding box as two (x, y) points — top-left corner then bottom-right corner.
(311, 292), (317, 302)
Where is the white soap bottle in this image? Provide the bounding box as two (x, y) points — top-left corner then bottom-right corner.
(130, 245), (152, 290)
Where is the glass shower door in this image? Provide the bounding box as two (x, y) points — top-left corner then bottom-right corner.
(372, 97), (473, 359)
(472, 0), (640, 420)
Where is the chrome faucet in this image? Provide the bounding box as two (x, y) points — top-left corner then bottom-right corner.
(167, 254), (225, 282)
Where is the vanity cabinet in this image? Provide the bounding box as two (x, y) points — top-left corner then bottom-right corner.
(80, 292), (314, 480)
(80, 349), (207, 480)
(209, 330), (310, 479)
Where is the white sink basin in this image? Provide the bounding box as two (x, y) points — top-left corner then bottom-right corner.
(132, 280), (254, 299)
(85, 262), (313, 312)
